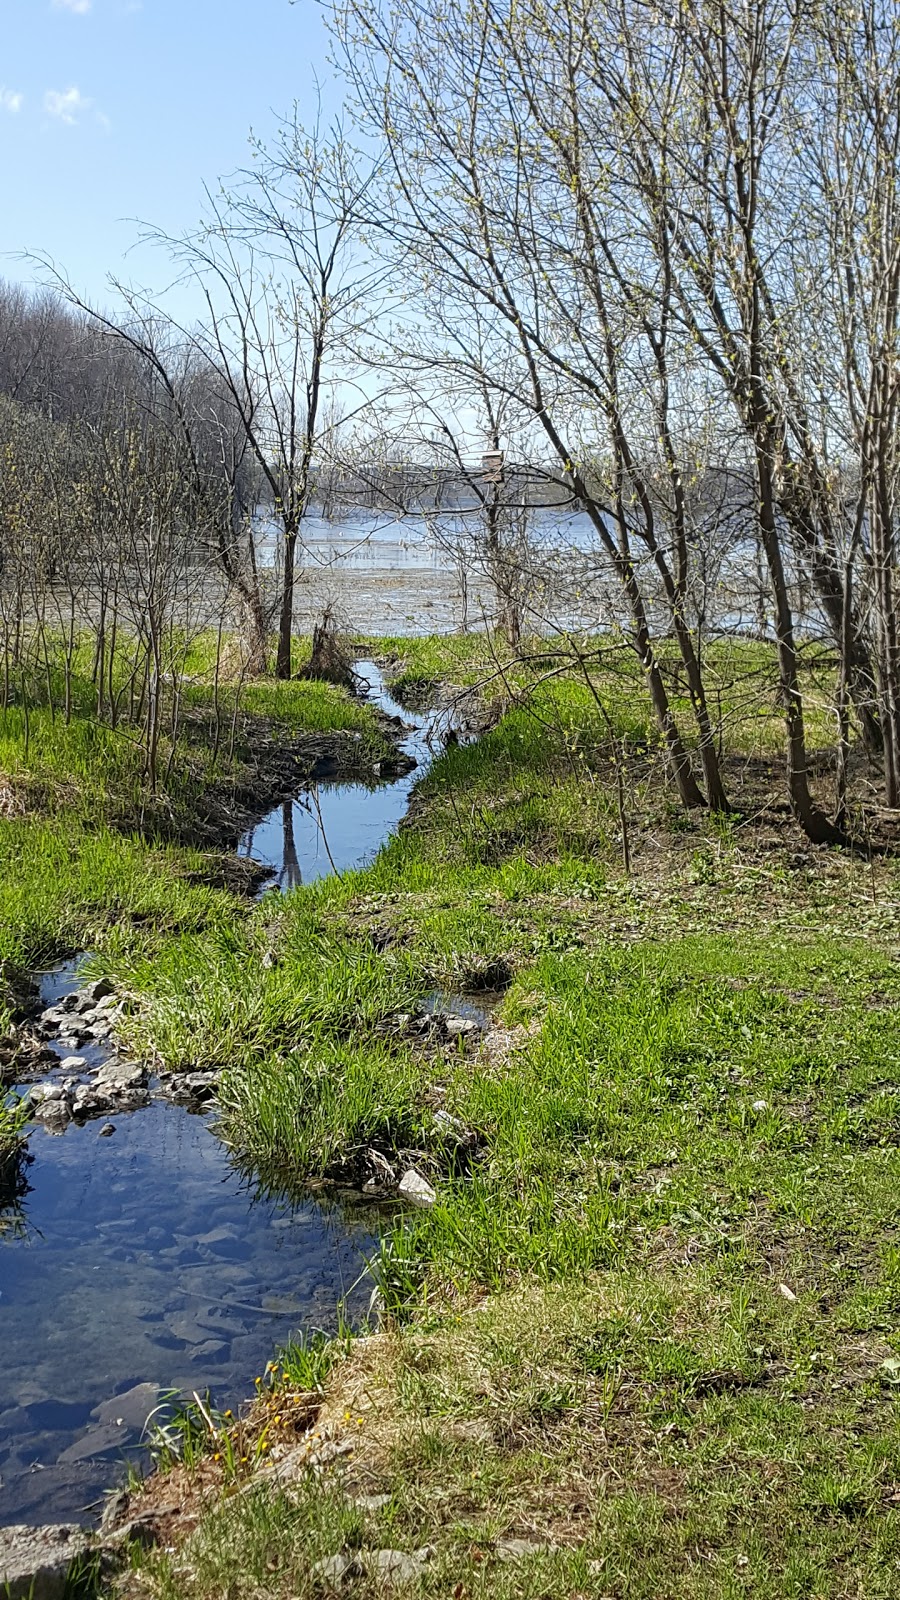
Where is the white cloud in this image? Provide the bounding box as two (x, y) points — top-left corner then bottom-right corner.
(0, 88), (24, 114)
(52, 0), (93, 13)
(44, 86), (93, 123)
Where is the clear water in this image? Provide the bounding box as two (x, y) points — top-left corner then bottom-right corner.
(237, 660), (441, 889)
(0, 661), (437, 1527)
(0, 1093), (377, 1525)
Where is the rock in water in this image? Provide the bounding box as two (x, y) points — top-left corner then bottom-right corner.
(94, 1061), (146, 1090)
(80, 978), (115, 1005)
(0, 1523), (91, 1599)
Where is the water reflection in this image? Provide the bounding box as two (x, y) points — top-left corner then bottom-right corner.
(238, 659), (443, 891)
(0, 1142), (31, 1240)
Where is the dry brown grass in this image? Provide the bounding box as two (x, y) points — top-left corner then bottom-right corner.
(0, 774), (26, 817)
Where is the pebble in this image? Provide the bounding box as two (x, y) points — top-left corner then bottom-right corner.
(58, 1056), (86, 1072)
(99, 1124), (116, 1137)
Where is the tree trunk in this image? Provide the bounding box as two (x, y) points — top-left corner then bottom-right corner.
(757, 455), (846, 845)
(276, 525), (298, 680)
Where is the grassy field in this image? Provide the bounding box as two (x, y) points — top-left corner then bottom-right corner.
(3, 632), (899, 1597)
(0, 640), (391, 989)
(84, 636), (896, 1600)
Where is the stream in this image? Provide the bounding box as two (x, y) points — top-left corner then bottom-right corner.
(0, 662), (445, 1528)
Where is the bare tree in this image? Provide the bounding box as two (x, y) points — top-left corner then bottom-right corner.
(144, 118), (380, 677)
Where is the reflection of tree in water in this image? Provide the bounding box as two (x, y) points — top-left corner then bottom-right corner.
(278, 787), (341, 888)
(0, 1143), (33, 1239)
(279, 800), (303, 892)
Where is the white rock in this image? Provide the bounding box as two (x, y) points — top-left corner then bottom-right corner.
(751, 1099), (769, 1113)
(398, 1169), (437, 1206)
(58, 1056), (86, 1072)
(444, 1015), (478, 1037)
(777, 1283), (797, 1302)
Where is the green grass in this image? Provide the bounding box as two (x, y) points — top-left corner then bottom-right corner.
(0, 628), (390, 838)
(0, 816), (235, 982)
(2, 632), (898, 1597)
(111, 643), (900, 1599)
(0, 630), (393, 992)
(0, 1089), (27, 1156)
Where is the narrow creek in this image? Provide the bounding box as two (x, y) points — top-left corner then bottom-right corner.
(237, 660), (436, 888)
(0, 662), (450, 1528)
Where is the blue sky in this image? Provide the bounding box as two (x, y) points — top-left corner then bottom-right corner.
(1, 0), (338, 303)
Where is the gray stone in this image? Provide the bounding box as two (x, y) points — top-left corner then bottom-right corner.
(398, 1168), (437, 1206)
(72, 1088), (104, 1117)
(57, 1424), (124, 1464)
(496, 1537), (550, 1563)
(310, 1552), (363, 1585)
(39, 1005), (68, 1029)
(78, 978), (115, 1006)
(93, 1381), (160, 1431)
(103, 1517), (158, 1551)
(163, 1071), (218, 1104)
(367, 1547), (434, 1582)
(58, 1055), (86, 1072)
(33, 1099), (72, 1128)
(443, 1015), (478, 1037)
(100, 1490), (129, 1532)
(0, 1523), (91, 1599)
(95, 1061), (146, 1090)
(99, 1122), (116, 1136)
